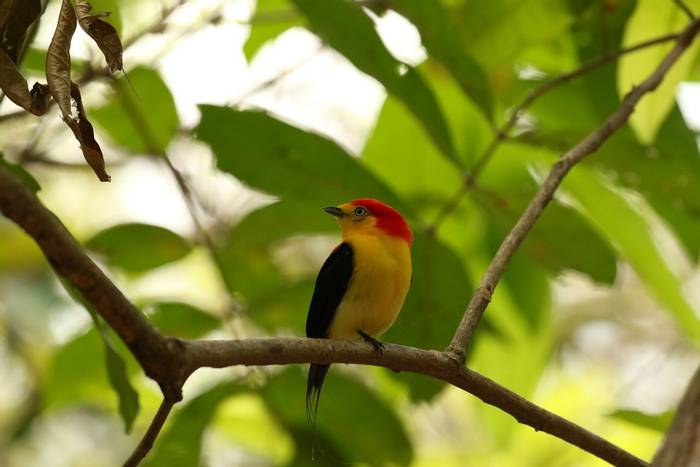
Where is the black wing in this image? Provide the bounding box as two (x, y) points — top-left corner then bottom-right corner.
(305, 242), (354, 338)
(305, 242), (354, 436)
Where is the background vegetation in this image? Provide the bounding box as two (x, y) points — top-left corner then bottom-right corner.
(0, 0), (699, 465)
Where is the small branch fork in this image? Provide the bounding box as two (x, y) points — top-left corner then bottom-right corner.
(0, 10), (698, 467)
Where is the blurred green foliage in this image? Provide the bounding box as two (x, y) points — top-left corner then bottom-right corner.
(2, 0), (699, 466)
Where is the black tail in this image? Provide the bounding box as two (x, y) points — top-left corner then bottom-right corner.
(306, 363), (330, 459)
(306, 363), (330, 426)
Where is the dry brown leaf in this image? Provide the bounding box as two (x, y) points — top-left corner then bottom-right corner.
(0, 1), (13, 36)
(0, 0), (41, 63)
(75, 1), (123, 73)
(30, 82), (51, 115)
(64, 83), (110, 182)
(0, 46), (32, 110)
(46, 0), (76, 119)
(0, 0), (48, 116)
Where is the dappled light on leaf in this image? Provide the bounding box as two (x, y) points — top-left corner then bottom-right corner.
(292, 0), (458, 164)
(85, 223), (191, 273)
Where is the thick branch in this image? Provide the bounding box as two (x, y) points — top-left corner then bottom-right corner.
(446, 18), (700, 360)
(0, 166), (185, 399)
(652, 364), (700, 466)
(183, 338), (647, 467)
(0, 164), (647, 467)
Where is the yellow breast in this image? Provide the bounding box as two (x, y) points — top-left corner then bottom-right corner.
(328, 233), (412, 340)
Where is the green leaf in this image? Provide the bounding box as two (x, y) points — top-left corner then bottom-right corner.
(45, 328), (119, 408)
(292, 0), (458, 163)
(609, 409), (674, 433)
(362, 64), (491, 195)
(85, 223), (191, 273)
(143, 384), (240, 467)
(458, 0), (573, 72)
(469, 266), (554, 443)
(569, 0), (637, 118)
(477, 143), (617, 284)
(90, 67), (179, 154)
(592, 108), (700, 261)
(0, 154), (41, 194)
(229, 200), (337, 249)
(48, 327), (138, 430)
(196, 106), (404, 207)
(99, 319), (140, 432)
(263, 369), (413, 466)
(388, 0), (493, 120)
(384, 232), (471, 399)
(147, 302), (220, 338)
(563, 167), (700, 341)
(220, 200), (336, 333)
(284, 426), (346, 467)
(245, 0), (302, 61)
(56, 279), (140, 432)
(618, 0), (700, 143)
(501, 255), (551, 331)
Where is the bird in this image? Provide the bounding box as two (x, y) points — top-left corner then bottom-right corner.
(305, 198), (413, 428)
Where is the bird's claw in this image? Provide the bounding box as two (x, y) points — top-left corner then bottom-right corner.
(358, 330), (385, 356)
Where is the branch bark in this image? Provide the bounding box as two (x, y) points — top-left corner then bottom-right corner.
(0, 164), (647, 467)
(0, 165), (186, 400)
(445, 18), (700, 361)
(122, 399), (175, 467)
(652, 364), (700, 466)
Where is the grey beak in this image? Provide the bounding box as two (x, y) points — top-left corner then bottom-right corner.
(323, 206), (345, 217)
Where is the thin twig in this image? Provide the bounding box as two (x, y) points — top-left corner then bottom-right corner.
(122, 0), (187, 49)
(427, 31), (681, 232)
(228, 43), (325, 106)
(122, 398), (176, 467)
(445, 18), (700, 361)
(0, 164), (647, 467)
(674, 0), (695, 21)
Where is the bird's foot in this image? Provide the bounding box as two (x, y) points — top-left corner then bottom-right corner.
(358, 330), (384, 356)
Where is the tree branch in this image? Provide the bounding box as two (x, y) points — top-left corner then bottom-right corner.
(0, 165), (186, 399)
(184, 337), (649, 466)
(122, 398), (176, 467)
(652, 364), (700, 466)
(445, 18), (700, 361)
(674, 0), (695, 21)
(0, 163), (647, 466)
(427, 31), (682, 233)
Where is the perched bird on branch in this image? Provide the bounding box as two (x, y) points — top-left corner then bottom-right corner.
(305, 198), (413, 428)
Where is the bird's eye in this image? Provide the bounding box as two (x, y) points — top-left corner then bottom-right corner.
(353, 206), (368, 217)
